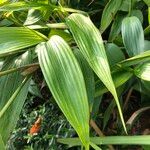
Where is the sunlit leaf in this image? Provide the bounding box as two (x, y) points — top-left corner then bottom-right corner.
(119, 50), (150, 67)
(0, 2), (54, 11)
(66, 13), (127, 133)
(37, 35), (90, 148)
(58, 136), (150, 147)
(100, 0), (123, 33)
(121, 16), (144, 56)
(0, 27), (46, 57)
(134, 62), (150, 81)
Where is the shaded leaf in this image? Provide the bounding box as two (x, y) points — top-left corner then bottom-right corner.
(144, 0), (150, 6)
(105, 43), (125, 67)
(0, 51), (32, 144)
(95, 70), (133, 97)
(74, 49), (95, 110)
(100, 0), (123, 33)
(121, 16), (144, 56)
(37, 35), (90, 147)
(66, 13), (127, 133)
(109, 13), (126, 41)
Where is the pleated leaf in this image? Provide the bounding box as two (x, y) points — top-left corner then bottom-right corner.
(119, 50), (150, 67)
(66, 13), (127, 133)
(0, 27), (46, 57)
(37, 35), (90, 148)
(121, 16), (145, 57)
(100, 0), (123, 33)
(0, 51), (31, 144)
(0, 1), (54, 11)
(134, 62), (150, 81)
(74, 49), (95, 109)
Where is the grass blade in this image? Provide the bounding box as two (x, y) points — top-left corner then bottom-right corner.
(66, 13), (127, 133)
(37, 35), (90, 148)
(58, 136), (150, 147)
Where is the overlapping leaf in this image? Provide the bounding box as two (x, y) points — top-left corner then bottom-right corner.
(134, 62), (150, 81)
(121, 16), (144, 57)
(0, 1), (54, 11)
(100, 0), (123, 33)
(37, 36), (90, 148)
(119, 50), (150, 67)
(0, 51), (31, 144)
(0, 27), (46, 57)
(66, 13), (127, 133)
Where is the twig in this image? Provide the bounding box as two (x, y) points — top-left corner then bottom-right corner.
(90, 119), (115, 150)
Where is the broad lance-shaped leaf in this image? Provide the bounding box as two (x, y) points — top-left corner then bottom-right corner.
(73, 49), (95, 110)
(0, 51), (31, 144)
(0, 27), (46, 57)
(134, 62), (150, 81)
(0, 1), (55, 11)
(37, 36), (90, 148)
(100, 0), (123, 33)
(119, 49), (150, 67)
(121, 16), (144, 57)
(66, 13), (127, 133)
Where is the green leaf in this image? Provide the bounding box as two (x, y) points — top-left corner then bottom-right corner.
(121, 16), (145, 57)
(74, 49), (95, 110)
(48, 29), (72, 42)
(144, 0), (150, 6)
(119, 50), (150, 67)
(58, 136), (150, 147)
(148, 7), (150, 24)
(109, 13), (126, 41)
(119, 0), (131, 12)
(95, 70), (133, 97)
(24, 9), (46, 25)
(131, 10), (143, 24)
(66, 13), (127, 133)
(37, 35), (90, 148)
(105, 43), (125, 67)
(0, 134), (5, 150)
(0, 27), (46, 57)
(100, 0), (123, 33)
(0, 51), (31, 144)
(0, 1), (54, 11)
(134, 62), (150, 81)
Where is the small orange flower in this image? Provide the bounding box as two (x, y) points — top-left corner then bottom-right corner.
(29, 116), (42, 135)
